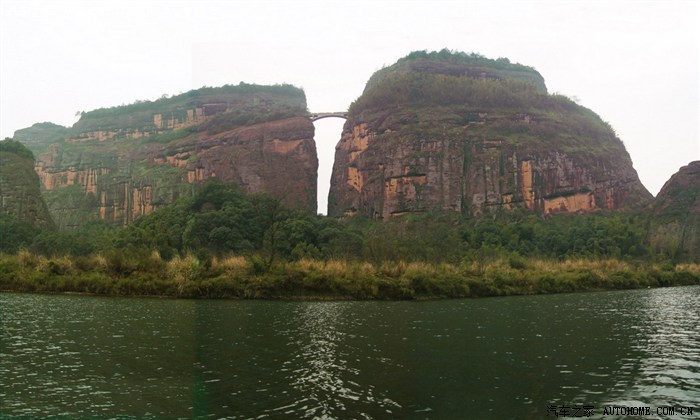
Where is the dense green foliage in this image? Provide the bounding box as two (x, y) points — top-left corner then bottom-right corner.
(364, 49), (545, 94)
(25, 182), (366, 265)
(0, 139), (35, 160)
(401, 49), (538, 72)
(1, 181), (697, 299)
(0, 139), (54, 230)
(0, 213), (40, 254)
(0, 180), (673, 263)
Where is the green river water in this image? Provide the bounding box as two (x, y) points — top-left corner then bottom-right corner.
(1, 286), (699, 419)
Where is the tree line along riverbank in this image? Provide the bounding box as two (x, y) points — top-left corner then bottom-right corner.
(1, 251), (698, 299)
(3, 181), (699, 299)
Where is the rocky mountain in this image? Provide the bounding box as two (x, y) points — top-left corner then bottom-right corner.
(12, 122), (70, 157)
(328, 50), (652, 219)
(15, 84), (317, 228)
(649, 161), (700, 261)
(0, 140), (54, 228)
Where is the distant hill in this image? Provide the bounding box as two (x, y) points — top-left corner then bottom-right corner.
(649, 161), (700, 261)
(12, 122), (70, 156)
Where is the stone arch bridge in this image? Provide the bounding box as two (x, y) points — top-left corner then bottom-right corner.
(308, 112), (348, 122)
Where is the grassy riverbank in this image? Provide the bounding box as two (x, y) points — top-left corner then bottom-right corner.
(1, 251), (698, 299)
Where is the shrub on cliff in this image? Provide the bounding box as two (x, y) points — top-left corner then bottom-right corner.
(0, 139), (34, 160)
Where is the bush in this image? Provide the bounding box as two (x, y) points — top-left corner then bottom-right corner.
(247, 255), (268, 275)
(166, 255), (202, 295)
(508, 254), (527, 270)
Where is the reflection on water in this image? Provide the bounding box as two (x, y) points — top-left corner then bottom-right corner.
(604, 287), (700, 409)
(1, 286), (699, 418)
(285, 303), (361, 416)
(273, 303), (402, 418)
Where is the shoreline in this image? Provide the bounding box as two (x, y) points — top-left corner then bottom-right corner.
(2, 284), (699, 302)
(2, 253), (699, 301)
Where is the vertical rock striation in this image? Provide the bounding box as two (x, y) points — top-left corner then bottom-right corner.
(16, 84), (317, 228)
(329, 50), (651, 219)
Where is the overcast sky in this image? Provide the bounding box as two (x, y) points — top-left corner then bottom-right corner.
(1, 0), (698, 214)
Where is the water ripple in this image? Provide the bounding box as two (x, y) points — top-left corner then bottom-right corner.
(2, 286), (699, 418)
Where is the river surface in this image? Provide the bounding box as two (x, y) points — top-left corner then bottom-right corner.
(1, 286), (699, 419)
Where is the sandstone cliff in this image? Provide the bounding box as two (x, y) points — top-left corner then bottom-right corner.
(649, 161), (700, 261)
(16, 84), (317, 228)
(329, 50), (652, 219)
(0, 140), (54, 228)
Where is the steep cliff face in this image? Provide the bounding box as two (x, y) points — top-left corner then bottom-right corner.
(0, 140), (54, 228)
(649, 161), (700, 261)
(16, 84), (317, 228)
(194, 117), (317, 211)
(329, 51), (651, 219)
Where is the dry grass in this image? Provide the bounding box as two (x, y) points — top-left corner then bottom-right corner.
(166, 254), (201, 294)
(17, 249), (38, 268)
(405, 261), (436, 277)
(36, 255), (75, 275)
(295, 258), (322, 272)
(379, 260), (407, 277)
(676, 263), (700, 273)
(324, 259), (349, 273)
(294, 258), (350, 277)
(1, 249), (698, 300)
(214, 255), (249, 273)
(91, 254), (109, 271)
(519, 258), (634, 274)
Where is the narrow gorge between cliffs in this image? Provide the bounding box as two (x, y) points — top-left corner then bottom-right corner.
(313, 117), (345, 215)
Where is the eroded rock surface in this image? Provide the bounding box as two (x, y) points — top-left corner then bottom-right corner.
(329, 51), (651, 219)
(16, 85), (317, 228)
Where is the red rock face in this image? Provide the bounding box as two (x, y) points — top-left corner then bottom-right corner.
(193, 117), (318, 212)
(34, 117), (318, 227)
(328, 115), (651, 219)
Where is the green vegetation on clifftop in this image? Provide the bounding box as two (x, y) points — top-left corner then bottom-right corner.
(73, 83), (307, 134)
(364, 49), (546, 94)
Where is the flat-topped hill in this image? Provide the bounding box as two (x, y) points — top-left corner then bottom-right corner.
(329, 49), (651, 219)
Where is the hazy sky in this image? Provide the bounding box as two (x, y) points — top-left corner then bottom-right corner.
(1, 0), (698, 214)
